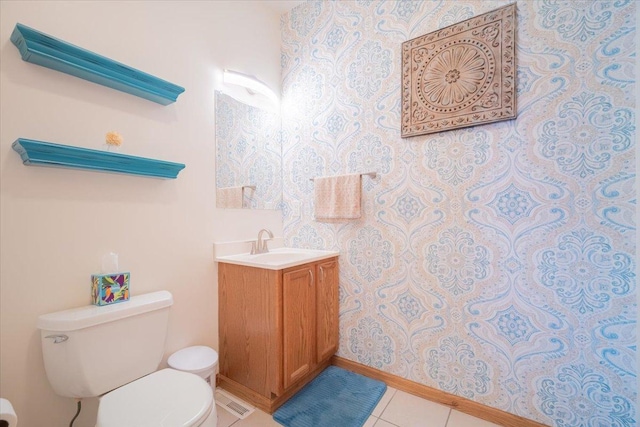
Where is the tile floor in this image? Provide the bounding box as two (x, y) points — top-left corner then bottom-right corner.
(216, 386), (501, 427)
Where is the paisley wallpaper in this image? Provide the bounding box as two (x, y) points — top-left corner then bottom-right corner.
(215, 92), (282, 209)
(280, 1), (636, 426)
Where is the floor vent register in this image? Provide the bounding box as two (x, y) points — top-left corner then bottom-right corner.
(215, 388), (256, 419)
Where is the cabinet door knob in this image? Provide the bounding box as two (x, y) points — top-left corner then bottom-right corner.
(319, 266), (324, 279)
(309, 269), (314, 286)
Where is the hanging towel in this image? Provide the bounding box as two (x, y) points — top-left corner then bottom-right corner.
(314, 173), (362, 220)
(242, 186), (255, 209)
(217, 186), (244, 209)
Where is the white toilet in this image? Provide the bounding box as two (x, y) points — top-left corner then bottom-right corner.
(37, 291), (217, 427)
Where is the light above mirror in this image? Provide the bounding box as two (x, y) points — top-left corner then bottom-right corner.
(223, 69), (279, 107)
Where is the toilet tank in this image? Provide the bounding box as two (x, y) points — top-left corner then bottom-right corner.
(37, 291), (173, 398)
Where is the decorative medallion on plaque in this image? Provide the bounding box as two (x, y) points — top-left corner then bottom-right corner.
(401, 4), (516, 137)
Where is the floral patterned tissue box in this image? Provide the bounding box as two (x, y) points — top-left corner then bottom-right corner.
(91, 273), (130, 306)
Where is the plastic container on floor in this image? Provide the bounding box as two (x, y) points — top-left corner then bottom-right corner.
(167, 346), (219, 389)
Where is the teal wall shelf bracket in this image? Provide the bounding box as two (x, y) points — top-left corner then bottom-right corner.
(10, 23), (185, 105)
(12, 139), (186, 179)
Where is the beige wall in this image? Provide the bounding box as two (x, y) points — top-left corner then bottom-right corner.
(0, 1), (283, 425)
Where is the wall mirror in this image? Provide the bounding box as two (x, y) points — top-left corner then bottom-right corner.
(215, 91), (282, 209)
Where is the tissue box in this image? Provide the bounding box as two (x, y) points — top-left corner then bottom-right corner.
(91, 273), (130, 306)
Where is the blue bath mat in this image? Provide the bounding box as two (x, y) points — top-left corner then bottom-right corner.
(273, 366), (387, 427)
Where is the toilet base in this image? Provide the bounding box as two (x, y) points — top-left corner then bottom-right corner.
(200, 404), (217, 427)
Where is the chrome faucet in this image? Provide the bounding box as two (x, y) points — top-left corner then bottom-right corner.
(251, 229), (274, 254)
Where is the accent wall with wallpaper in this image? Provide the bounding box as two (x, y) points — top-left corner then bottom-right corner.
(280, 1), (636, 426)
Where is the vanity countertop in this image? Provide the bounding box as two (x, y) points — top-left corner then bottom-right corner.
(215, 247), (339, 270)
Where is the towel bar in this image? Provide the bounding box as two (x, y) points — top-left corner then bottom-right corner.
(309, 172), (377, 181)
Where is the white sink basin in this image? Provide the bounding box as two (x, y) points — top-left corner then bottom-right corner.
(216, 247), (339, 270)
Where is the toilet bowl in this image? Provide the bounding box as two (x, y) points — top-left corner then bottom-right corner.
(97, 369), (216, 427)
(37, 291), (217, 427)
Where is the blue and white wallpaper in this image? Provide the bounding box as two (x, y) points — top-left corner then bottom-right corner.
(280, 1), (636, 425)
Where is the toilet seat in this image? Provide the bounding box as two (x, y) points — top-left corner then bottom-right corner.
(97, 368), (213, 427)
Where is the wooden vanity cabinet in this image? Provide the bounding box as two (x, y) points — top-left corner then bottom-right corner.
(218, 257), (339, 413)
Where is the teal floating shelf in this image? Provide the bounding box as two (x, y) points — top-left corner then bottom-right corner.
(10, 23), (185, 105)
(12, 139), (185, 179)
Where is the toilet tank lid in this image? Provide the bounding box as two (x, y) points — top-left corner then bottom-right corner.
(37, 291), (173, 332)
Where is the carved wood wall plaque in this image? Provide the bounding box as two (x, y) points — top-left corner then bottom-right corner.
(401, 4), (516, 137)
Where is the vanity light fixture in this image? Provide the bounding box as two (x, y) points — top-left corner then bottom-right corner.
(223, 70), (279, 105)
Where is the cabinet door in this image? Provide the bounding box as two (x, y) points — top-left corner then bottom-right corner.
(219, 263), (281, 397)
(282, 265), (315, 389)
(316, 259), (339, 362)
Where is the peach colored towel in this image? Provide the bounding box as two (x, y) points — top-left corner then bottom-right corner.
(217, 186), (244, 209)
(314, 173), (362, 220)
